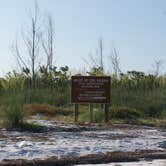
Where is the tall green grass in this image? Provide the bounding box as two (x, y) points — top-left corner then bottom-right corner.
(0, 93), (26, 127)
(0, 69), (166, 127)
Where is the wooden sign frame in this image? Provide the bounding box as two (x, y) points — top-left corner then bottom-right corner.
(71, 76), (111, 104)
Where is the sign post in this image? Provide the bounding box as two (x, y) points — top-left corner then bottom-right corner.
(104, 104), (109, 123)
(71, 76), (111, 123)
(89, 103), (93, 123)
(74, 104), (78, 122)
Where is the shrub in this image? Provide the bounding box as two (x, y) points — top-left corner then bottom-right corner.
(79, 110), (105, 123)
(1, 103), (25, 128)
(0, 94), (26, 128)
(25, 103), (72, 116)
(110, 106), (141, 120)
(18, 122), (46, 132)
(93, 111), (105, 123)
(142, 103), (166, 118)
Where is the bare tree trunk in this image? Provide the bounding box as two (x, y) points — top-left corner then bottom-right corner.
(13, 2), (41, 89)
(99, 38), (104, 71)
(110, 47), (121, 79)
(152, 60), (163, 77)
(32, 20), (36, 88)
(42, 15), (55, 69)
(12, 40), (28, 72)
(83, 38), (105, 74)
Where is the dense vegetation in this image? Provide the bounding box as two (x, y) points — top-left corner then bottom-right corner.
(0, 66), (165, 127)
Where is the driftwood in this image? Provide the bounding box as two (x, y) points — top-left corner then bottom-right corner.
(0, 150), (166, 166)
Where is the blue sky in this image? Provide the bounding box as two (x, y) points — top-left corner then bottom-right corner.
(0, 0), (166, 76)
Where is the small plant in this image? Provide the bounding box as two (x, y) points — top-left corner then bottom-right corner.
(93, 111), (105, 123)
(110, 106), (141, 120)
(18, 122), (46, 132)
(25, 103), (72, 116)
(79, 110), (105, 123)
(2, 104), (24, 127)
(0, 94), (26, 128)
(143, 105), (166, 118)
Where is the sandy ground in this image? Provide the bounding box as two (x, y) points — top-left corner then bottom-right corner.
(76, 159), (166, 166)
(0, 117), (166, 165)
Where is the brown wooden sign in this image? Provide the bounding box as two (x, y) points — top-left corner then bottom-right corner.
(71, 76), (111, 103)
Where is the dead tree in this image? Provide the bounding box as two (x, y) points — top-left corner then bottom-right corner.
(42, 15), (55, 69)
(12, 2), (41, 88)
(99, 38), (104, 71)
(83, 38), (105, 74)
(25, 3), (41, 88)
(152, 60), (163, 77)
(110, 47), (121, 79)
(12, 39), (28, 73)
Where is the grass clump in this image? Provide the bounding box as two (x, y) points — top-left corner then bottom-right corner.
(18, 122), (46, 132)
(79, 109), (105, 123)
(0, 93), (26, 128)
(143, 105), (166, 118)
(78, 106), (141, 123)
(2, 104), (25, 128)
(25, 103), (72, 116)
(110, 106), (141, 120)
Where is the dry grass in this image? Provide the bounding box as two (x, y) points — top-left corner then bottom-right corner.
(24, 104), (72, 116)
(43, 115), (74, 123)
(23, 104), (166, 128)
